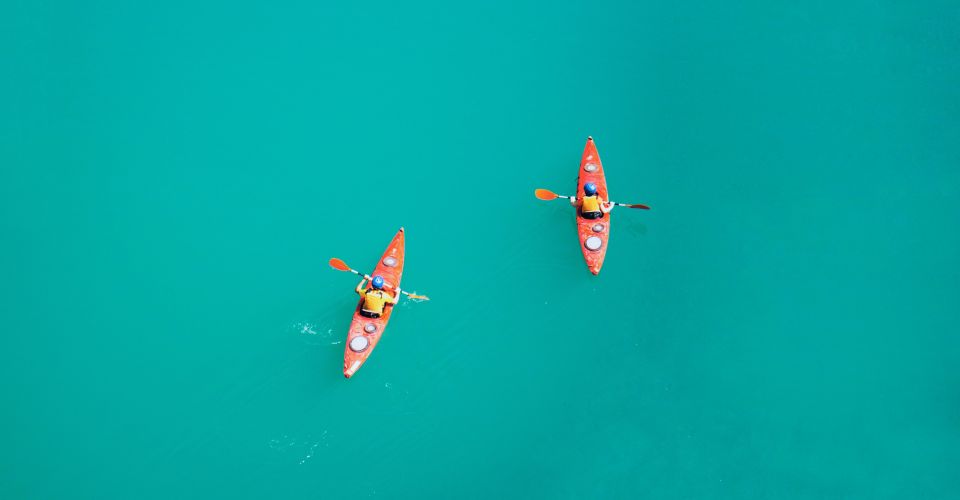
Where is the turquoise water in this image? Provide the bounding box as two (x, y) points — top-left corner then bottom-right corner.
(2, 1), (959, 498)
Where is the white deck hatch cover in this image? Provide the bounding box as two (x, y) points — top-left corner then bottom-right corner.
(585, 236), (603, 251)
(349, 336), (370, 352)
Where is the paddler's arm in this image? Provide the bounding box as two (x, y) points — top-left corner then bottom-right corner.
(389, 289), (401, 304)
(355, 279), (367, 296)
(569, 195), (578, 207)
(601, 200), (614, 213)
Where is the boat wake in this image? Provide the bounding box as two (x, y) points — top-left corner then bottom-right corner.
(403, 295), (428, 305)
(293, 322), (341, 346)
(268, 431), (330, 465)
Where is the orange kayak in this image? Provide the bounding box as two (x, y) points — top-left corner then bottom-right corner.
(343, 228), (405, 378)
(576, 137), (609, 275)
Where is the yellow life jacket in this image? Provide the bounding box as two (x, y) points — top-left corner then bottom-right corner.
(581, 195), (601, 213)
(362, 289), (389, 314)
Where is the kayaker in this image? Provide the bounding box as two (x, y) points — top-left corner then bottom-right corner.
(570, 182), (613, 219)
(356, 275), (400, 318)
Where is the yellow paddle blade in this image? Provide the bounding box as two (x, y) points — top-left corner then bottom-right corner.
(535, 188), (559, 200)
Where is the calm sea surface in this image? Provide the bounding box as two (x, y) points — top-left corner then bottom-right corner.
(2, 1), (959, 498)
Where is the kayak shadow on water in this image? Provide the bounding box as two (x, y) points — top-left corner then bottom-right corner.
(542, 200), (576, 221)
(619, 216), (648, 237)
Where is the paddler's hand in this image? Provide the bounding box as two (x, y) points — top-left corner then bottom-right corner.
(602, 202), (614, 213)
(569, 196), (577, 206)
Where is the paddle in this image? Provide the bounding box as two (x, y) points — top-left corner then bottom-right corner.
(534, 188), (651, 209)
(328, 258), (430, 300)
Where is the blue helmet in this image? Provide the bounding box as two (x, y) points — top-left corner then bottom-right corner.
(584, 182), (598, 196)
(371, 275), (385, 289)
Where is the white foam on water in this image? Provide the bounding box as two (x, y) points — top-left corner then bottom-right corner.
(270, 431), (330, 466)
(296, 322), (318, 335)
(293, 322), (344, 347)
(297, 441), (319, 465)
